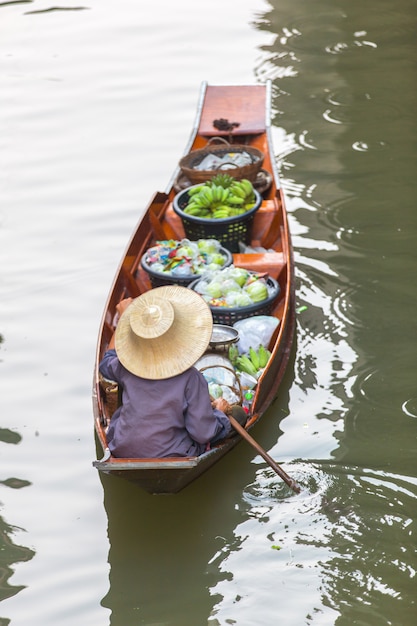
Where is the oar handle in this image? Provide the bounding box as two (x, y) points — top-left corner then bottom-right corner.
(229, 415), (301, 494)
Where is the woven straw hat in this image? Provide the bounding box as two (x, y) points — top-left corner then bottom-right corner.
(114, 285), (213, 379)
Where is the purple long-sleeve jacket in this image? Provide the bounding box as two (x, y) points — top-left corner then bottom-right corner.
(99, 350), (233, 458)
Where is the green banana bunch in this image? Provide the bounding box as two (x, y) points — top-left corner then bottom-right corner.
(240, 179), (255, 198)
(227, 194), (245, 206)
(200, 186), (215, 207)
(235, 355), (258, 377)
(248, 344), (272, 369)
(188, 184), (205, 197)
(183, 177), (257, 219)
(257, 344), (271, 368)
(229, 183), (247, 199)
(249, 346), (260, 370)
(234, 345), (272, 376)
(209, 173), (234, 188)
(229, 179), (256, 205)
(227, 207), (246, 217)
(184, 203), (211, 217)
(209, 184), (223, 204)
(212, 207), (231, 219)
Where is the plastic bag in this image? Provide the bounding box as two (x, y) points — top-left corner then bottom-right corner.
(233, 315), (280, 354)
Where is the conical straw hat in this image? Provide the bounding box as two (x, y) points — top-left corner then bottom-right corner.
(115, 285), (213, 379)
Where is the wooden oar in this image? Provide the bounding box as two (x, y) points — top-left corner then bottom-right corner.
(228, 415), (301, 493)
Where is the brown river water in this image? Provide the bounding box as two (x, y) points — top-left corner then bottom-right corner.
(1, 0), (416, 624)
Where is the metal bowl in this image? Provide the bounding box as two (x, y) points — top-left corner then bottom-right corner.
(209, 324), (239, 350)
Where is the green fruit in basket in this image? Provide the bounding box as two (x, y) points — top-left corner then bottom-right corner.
(220, 187), (230, 203)
(201, 186), (214, 203)
(188, 185), (205, 196)
(229, 183), (247, 199)
(186, 187), (212, 210)
(185, 205), (205, 216)
(228, 267), (250, 287)
(221, 279), (241, 296)
(206, 282), (223, 299)
(176, 245), (194, 257)
(239, 179), (254, 196)
(228, 291), (253, 307)
(210, 173), (234, 188)
(212, 207), (231, 219)
(227, 207), (244, 217)
(211, 185), (225, 203)
(245, 280), (269, 302)
(189, 197), (207, 208)
(227, 195), (245, 206)
(197, 239), (218, 254)
(185, 200), (203, 210)
(231, 179), (253, 196)
(210, 252), (226, 265)
(195, 208), (211, 218)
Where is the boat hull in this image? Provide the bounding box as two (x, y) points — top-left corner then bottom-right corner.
(92, 81), (296, 494)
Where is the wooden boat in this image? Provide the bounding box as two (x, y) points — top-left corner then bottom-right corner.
(92, 81), (296, 494)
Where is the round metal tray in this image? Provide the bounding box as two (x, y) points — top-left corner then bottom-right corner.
(209, 324), (239, 350)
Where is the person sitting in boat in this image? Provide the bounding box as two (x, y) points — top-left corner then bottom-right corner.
(99, 285), (247, 458)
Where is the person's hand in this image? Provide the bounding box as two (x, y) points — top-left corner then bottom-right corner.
(116, 297), (133, 317)
(212, 397), (231, 415)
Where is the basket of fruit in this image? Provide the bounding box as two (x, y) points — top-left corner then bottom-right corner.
(178, 137), (264, 184)
(188, 266), (281, 325)
(141, 238), (232, 288)
(172, 175), (262, 253)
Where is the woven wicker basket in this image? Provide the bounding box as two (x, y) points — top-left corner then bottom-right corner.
(199, 363), (243, 405)
(99, 373), (120, 419)
(179, 137), (264, 184)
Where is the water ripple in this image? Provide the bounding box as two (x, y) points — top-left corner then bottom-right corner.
(331, 285), (362, 327)
(323, 88), (402, 128)
(316, 195), (367, 250)
(357, 366), (413, 411)
(274, 11), (348, 54)
(402, 398), (417, 419)
(325, 37), (377, 55)
(211, 462), (417, 625)
(242, 461), (329, 510)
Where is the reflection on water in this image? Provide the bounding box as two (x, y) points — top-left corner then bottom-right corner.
(0, 512), (35, 607)
(0, 429), (34, 615)
(100, 470), (245, 626)
(0, 456), (34, 619)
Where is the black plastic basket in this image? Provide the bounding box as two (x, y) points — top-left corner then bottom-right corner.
(141, 245), (233, 288)
(188, 276), (280, 325)
(172, 186), (262, 253)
